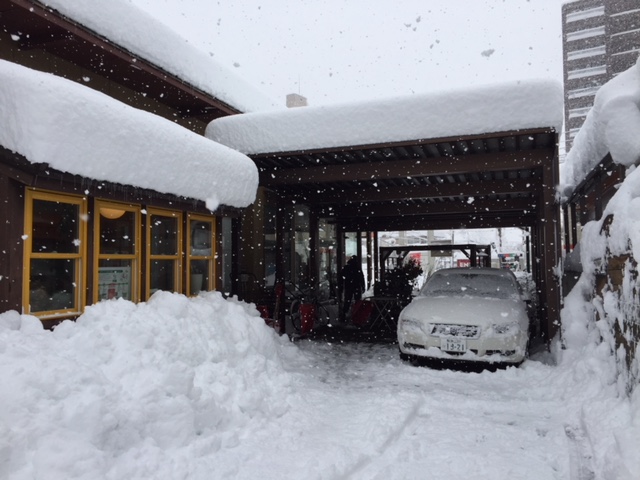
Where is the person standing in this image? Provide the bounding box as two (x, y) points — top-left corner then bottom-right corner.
(339, 256), (365, 319)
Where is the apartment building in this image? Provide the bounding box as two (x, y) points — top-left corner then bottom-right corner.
(562, 0), (640, 151)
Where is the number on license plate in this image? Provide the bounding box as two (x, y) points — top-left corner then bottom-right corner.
(441, 337), (467, 353)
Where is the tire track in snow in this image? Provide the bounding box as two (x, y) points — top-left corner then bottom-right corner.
(337, 395), (426, 479)
(564, 424), (596, 480)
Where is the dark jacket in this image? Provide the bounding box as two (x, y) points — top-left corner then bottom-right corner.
(339, 258), (365, 293)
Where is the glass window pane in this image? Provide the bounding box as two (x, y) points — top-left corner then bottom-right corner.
(151, 216), (178, 255)
(190, 259), (210, 294)
(98, 260), (132, 300)
(150, 260), (175, 294)
(294, 206), (310, 287)
(99, 209), (136, 255)
(29, 259), (75, 312)
(190, 220), (212, 256)
(32, 200), (79, 254)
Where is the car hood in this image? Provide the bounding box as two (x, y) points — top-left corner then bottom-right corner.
(400, 295), (527, 328)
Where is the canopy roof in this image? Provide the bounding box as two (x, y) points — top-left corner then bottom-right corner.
(207, 80), (563, 232)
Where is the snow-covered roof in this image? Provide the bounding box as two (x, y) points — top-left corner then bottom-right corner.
(205, 79), (564, 155)
(561, 55), (640, 196)
(0, 60), (258, 210)
(40, 0), (280, 113)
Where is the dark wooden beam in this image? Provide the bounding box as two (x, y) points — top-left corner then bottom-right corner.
(336, 212), (537, 232)
(326, 196), (536, 218)
(259, 150), (551, 186)
(286, 177), (541, 205)
(252, 128), (557, 160)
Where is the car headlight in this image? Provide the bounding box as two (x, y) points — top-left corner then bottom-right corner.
(399, 317), (422, 328)
(492, 322), (520, 335)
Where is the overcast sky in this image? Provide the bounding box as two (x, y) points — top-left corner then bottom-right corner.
(130, 0), (565, 108)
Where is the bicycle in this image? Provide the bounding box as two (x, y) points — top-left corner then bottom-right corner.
(286, 283), (338, 335)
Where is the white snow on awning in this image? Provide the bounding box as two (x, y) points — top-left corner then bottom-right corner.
(561, 55), (640, 196)
(205, 79), (564, 155)
(40, 0), (279, 113)
(0, 60), (258, 210)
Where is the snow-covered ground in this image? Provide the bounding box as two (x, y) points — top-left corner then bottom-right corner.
(1, 292), (638, 480)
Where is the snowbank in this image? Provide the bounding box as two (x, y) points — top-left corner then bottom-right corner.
(39, 0), (278, 112)
(561, 55), (640, 196)
(557, 56), (640, 395)
(0, 60), (258, 210)
(205, 79), (563, 155)
(0, 292), (296, 479)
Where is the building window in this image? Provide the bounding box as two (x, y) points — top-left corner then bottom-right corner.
(566, 26), (605, 42)
(94, 200), (141, 303)
(23, 190), (87, 317)
(568, 86), (600, 99)
(187, 214), (216, 295)
(568, 65), (606, 80)
(568, 128), (581, 139)
(146, 208), (182, 298)
(569, 107), (592, 119)
(566, 6), (605, 23)
(567, 45), (606, 61)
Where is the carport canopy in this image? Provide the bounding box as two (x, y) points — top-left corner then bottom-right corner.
(206, 79), (564, 340)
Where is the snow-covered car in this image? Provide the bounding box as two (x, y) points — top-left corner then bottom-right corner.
(397, 267), (530, 365)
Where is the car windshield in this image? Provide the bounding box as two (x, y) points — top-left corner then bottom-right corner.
(419, 271), (519, 300)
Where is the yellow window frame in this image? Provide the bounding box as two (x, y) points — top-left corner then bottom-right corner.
(23, 189), (87, 318)
(145, 207), (183, 299)
(94, 200), (141, 304)
(186, 213), (217, 295)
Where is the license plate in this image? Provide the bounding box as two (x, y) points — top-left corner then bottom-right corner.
(441, 337), (467, 353)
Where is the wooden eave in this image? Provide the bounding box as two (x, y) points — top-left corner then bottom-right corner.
(250, 128), (558, 232)
(0, 0), (240, 123)
(0, 147), (242, 216)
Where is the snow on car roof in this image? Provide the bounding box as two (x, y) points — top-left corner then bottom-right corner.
(205, 79), (563, 155)
(0, 60), (258, 210)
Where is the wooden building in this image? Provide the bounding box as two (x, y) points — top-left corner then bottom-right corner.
(0, 0), (267, 327)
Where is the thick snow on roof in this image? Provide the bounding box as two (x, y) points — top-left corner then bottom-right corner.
(561, 55), (640, 196)
(205, 79), (564, 155)
(40, 0), (279, 113)
(0, 60), (258, 210)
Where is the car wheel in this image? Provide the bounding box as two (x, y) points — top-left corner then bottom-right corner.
(399, 350), (413, 363)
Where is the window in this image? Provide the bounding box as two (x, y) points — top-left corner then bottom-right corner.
(569, 107), (592, 119)
(567, 65), (606, 80)
(146, 208), (182, 298)
(187, 214), (216, 295)
(23, 190), (87, 317)
(94, 200), (141, 303)
(567, 45), (606, 61)
(568, 86), (600, 99)
(566, 7), (604, 23)
(566, 26), (605, 42)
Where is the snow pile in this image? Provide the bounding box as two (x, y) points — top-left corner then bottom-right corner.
(558, 55), (640, 394)
(563, 165), (640, 394)
(39, 0), (278, 112)
(206, 79), (563, 155)
(0, 60), (258, 210)
(561, 54), (640, 195)
(0, 292), (296, 479)
(558, 274), (640, 478)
